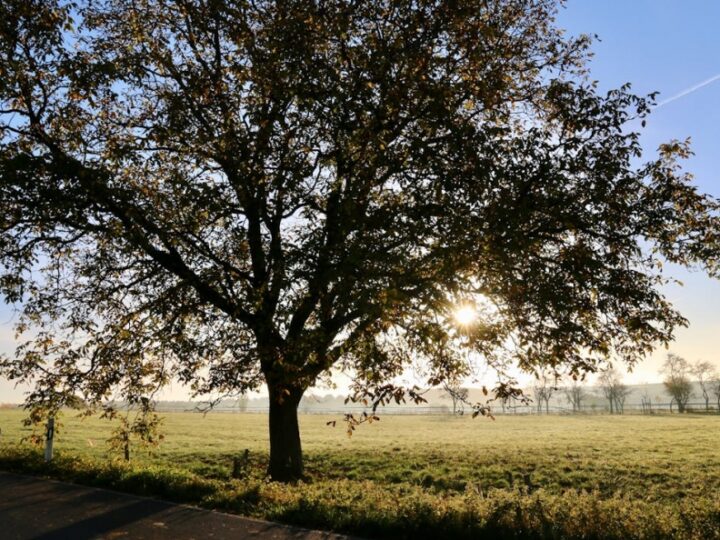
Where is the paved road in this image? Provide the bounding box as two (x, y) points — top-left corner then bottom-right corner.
(0, 472), (363, 540)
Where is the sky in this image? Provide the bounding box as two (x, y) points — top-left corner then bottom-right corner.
(555, 0), (720, 384)
(1, 1), (720, 401)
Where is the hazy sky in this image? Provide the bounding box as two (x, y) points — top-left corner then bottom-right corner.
(1, 1), (719, 401)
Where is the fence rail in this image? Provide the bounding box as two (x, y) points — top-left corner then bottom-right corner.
(153, 402), (720, 415)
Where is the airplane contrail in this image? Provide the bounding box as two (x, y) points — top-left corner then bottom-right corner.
(655, 73), (720, 108)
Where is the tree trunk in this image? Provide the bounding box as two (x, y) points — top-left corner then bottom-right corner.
(267, 386), (304, 482)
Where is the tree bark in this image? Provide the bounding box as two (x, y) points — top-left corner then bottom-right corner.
(267, 385), (304, 482)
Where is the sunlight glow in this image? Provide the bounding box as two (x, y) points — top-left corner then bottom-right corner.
(454, 305), (477, 326)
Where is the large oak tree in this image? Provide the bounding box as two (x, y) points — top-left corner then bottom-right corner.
(1, 0), (718, 480)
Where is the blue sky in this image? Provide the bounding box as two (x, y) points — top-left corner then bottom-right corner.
(556, 1), (720, 383)
(1, 1), (719, 401)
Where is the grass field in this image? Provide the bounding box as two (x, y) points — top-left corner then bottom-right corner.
(1, 409), (719, 539)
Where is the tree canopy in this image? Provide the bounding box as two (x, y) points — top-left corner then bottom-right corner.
(1, 0), (719, 480)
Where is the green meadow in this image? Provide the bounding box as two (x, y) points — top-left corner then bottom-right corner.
(1, 409), (719, 539)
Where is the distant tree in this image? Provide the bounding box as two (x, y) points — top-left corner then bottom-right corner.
(640, 384), (653, 414)
(532, 385), (543, 414)
(563, 378), (587, 413)
(692, 361), (717, 412)
(2, 0), (720, 482)
(614, 383), (632, 414)
(533, 373), (556, 414)
(442, 382), (469, 416)
(661, 354), (693, 413)
(597, 368), (630, 414)
(598, 369), (616, 414)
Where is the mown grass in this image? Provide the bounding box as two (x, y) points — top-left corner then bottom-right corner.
(1, 410), (719, 539)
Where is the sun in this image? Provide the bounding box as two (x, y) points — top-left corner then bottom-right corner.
(453, 305), (477, 326)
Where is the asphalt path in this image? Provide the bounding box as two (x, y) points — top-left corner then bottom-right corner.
(0, 472), (364, 540)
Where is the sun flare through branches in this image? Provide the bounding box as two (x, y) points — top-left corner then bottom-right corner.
(454, 305), (478, 326)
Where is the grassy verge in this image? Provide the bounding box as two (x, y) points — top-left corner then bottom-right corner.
(1, 444), (719, 539)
